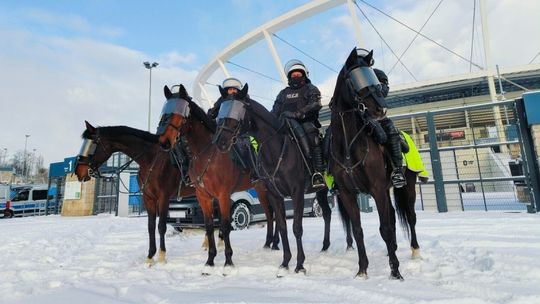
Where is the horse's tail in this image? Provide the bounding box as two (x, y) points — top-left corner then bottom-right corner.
(393, 183), (411, 240)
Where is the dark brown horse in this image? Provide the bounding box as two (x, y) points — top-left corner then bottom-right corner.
(74, 121), (195, 265)
(156, 84), (273, 275)
(328, 48), (420, 280)
(212, 88), (339, 276)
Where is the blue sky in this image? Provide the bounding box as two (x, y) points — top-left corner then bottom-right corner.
(1, 0), (539, 167)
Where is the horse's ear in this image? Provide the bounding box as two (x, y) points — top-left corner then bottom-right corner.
(345, 47), (358, 69)
(218, 85), (227, 98)
(364, 50), (374, 66)
(238, 83), (249, 99)
(179, 84), (189, 99)
(164, 85), (172, 99)
(85, 120), (95, 133)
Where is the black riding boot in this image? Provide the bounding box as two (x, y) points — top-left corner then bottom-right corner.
(311, 143), (326, 188)
(381, 118), (406, 188)
(388, 134), (406, 188)
(247, 145), (259, 183)
(174, 142), (192, 186)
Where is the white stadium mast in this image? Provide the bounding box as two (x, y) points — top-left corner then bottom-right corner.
(192, 0), (366, 108)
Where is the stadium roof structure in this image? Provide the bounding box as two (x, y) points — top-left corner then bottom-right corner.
(386, 63), (540, 109)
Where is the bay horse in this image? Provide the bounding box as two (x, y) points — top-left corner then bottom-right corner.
(327, 48), (420, 280)
(156, 84), (273, 275)
(74, 121), (195, 265)
(212, 87), (338, 276)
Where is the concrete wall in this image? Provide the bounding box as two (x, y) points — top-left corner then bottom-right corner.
(61, 174), (95, 216)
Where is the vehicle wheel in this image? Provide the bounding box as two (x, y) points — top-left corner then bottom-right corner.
(231, 202), (251, 230)
(3, 209), (14, 219)
(312, 199), (323, 217)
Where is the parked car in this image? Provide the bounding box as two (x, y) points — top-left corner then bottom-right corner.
(0, 184), (57, 218)
(167, 189), (334, 231)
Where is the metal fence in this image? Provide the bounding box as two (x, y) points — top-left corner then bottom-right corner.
(93, 174), (118, 215)
(390, 98), (538, 213)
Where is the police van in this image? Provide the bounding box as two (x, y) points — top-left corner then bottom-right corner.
(0, 184), (54, 218)
(167, 189), (331, 231)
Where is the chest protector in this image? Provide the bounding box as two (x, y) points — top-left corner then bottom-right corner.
(281, 85), (309, 113)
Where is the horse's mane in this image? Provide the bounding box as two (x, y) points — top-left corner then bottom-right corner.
(169, 88), (217, 133)
(188, 99), (217, 133)
(82, 126), (159, 143)
(248, 98), (281, 131)
(330, 67), (348, 110)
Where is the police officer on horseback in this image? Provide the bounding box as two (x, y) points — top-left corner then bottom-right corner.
(208, 77), (258, 181)
(357, 49), (407, 188)
(271, 59), (325, 188)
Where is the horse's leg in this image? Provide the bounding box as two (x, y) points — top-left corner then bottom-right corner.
(157, 198), (169, 263)
(145, 196), (157, 265)
(197, 191), (217, 275)
(260, 190), (276, 249)
(408, 172), (420, 258)
(335, 190), (354, 250)
(217, 193), (234, 271)
(316, 189), (332, 251)
(338, 188), (368, 278)
(372, 189), (403, 280)
(291, 188), (306, 274)
(269, 192), (290, 276)
(270, 204), (280, 250)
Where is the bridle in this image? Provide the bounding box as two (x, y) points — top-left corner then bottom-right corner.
(76, 130), (108, 179)
(160, 114), (191, 148)
(213, 99), (249, 152)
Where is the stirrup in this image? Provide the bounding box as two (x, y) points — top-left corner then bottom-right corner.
(391, 170), (406, 188)
(184, 176), (193, 187)
(312, 172), (326, 188)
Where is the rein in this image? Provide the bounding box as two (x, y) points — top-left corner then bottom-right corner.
(330, 103), (370, 191)
(257, 136), (288, 198)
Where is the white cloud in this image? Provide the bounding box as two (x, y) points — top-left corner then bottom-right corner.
(0, 28), (197, 165)
(23, 8), (124, 38)
(159, 51), (197, 66)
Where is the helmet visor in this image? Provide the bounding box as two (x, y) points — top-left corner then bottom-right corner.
(78, 138), (97, 157)
(217, 99), (246, 121)
(160, 98), (191, 117)
(348, 67), (380, 93)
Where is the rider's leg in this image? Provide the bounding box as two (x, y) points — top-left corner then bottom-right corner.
(380, 117), (406, 188)
(303, 122), (325, 187)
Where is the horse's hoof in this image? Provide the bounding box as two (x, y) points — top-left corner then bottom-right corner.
(202, 264), (214, 276)
(145, 258), (155, 267)
(276, 265), (289, 278)
(390, 270), (404, 281)
(295, 266), (307, 275)
(321, 243), (330, 251)
(263, 245), (271, 250)
(411, 248), (421, 260)
(355, 271), (368, 280)
(346, 246), (355, 252)
(158, 251), (167, 264)
(271, 246), (280, 251)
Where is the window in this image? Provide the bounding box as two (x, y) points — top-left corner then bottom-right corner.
(13, 190), (29, 201)
(33, 190), (48, 200)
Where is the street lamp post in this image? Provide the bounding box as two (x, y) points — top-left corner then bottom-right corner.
(1, 148), (6, 166)
(23, 134), (30, 183)
(143, 61), (159, 132)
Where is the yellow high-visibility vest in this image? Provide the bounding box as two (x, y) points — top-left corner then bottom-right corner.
(401, 131), (429, 178)
(250, 136), (259, 153)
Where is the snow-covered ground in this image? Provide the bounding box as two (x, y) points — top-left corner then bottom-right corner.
(1, 211), (539, 304)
